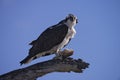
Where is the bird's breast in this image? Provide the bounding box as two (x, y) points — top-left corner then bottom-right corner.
(67, 27), (76, 38)
(57, 27), (76, 50)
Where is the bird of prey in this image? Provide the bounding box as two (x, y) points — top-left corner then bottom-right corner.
(20, 14), (78, 65)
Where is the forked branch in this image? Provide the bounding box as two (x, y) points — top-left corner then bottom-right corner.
(0, 49), (89, 80)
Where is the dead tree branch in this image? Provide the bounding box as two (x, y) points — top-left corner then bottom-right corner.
(0, 49), (89, 80)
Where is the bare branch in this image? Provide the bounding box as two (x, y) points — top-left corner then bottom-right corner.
(0, 50), (89, 80)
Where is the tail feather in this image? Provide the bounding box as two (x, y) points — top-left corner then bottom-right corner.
(20, 52), (54, 65)
(20, 55), (34, 65)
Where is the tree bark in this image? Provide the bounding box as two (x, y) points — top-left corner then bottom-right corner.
(0, 50), (89, 80)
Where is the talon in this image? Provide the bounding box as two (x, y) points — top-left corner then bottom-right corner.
(53, 56), (62, 60)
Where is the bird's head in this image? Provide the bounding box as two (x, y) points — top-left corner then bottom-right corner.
(64, 14), (78, 28)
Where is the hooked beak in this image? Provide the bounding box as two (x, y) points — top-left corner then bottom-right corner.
(76, 19), (78, 23)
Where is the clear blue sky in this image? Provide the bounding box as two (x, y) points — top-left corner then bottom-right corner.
(0, 0), (120, 80)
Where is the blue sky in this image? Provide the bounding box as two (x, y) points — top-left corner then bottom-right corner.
(0, 0), (120, 80)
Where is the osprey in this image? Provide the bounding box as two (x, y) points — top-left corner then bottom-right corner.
(20, 14), (78, 65)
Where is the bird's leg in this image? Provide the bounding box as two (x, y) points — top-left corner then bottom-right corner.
(53, 50), (63, 60)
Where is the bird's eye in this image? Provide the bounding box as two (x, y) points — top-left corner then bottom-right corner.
(69, 17), (74, 22)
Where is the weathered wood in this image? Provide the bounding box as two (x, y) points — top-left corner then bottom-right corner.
(0, 49), (89, 80)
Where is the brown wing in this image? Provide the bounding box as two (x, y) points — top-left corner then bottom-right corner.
(29, 24), (68, 55)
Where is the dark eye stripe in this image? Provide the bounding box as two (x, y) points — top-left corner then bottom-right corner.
(69, 17), (74, 21)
